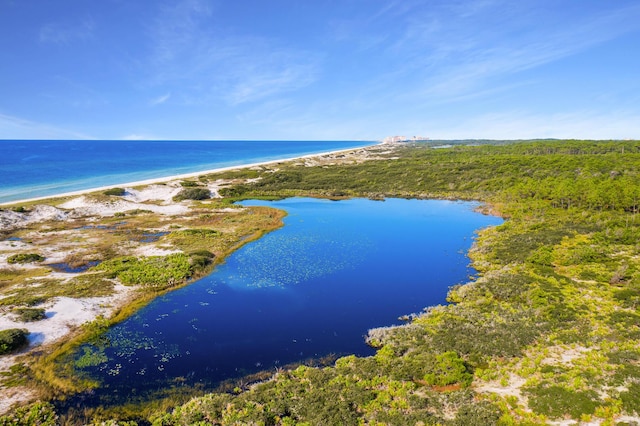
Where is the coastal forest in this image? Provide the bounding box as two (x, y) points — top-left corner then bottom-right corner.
(2, 140), (640, 425)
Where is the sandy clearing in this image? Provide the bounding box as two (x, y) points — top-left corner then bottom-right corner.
(121, 184), (182, 204)
(0, 205), (69, 230)
(60, 196), (189, 217)
(0, 286), (134, 369)
(133, 245), (181, 257)
(0, 286), (135, 413)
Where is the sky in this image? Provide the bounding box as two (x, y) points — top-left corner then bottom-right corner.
(1, 0), (640, 141)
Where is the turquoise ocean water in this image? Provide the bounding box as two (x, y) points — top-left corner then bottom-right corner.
(0, 140), (374, 204)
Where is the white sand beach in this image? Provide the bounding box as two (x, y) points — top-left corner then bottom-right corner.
(0, 145), (377, 207)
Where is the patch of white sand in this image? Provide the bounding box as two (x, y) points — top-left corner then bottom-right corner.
(0, 286), (133, 371)
(133, 245), (181, 257)
(0, 286), (134, 413)
(122, 184), (182, 204)
(60, 195), (188, 217)
(0, 387), (36, 416)
(0, 205), (68, 230)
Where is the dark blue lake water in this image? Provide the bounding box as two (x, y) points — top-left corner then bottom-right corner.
(0, 140), (373, 203)
(73, 197), (501, 405)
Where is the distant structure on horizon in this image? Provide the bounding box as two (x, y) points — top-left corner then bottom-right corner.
(382, 135), (430, 144)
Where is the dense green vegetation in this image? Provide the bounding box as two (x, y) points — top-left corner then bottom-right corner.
(95, 253), (196, 289)
(141, 140), (640, 425)
(0, 329), (29, 355)
(179, 180), (202, 187)
(103, 188), (126, 196)
(0, 402), (58, 426)
(2, 140), (640, 425)
(7, 253), (44, 264)
(173, 187), (211, 201)
(12, 308), (46, 322)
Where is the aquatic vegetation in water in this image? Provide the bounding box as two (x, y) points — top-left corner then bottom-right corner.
(75, 346), (109, 368)
(75, 325), (182, 383)
(228, 230), (372, 288)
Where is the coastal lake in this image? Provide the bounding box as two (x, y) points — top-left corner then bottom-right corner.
(72, 197), (502, 406)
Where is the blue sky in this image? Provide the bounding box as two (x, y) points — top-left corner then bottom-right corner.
(1, 0), (639, 140)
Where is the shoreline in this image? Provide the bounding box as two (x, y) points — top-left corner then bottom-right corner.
(0, 142), (392, 415)
(0, 143), (383, 413)
(0, 144), (378, 207)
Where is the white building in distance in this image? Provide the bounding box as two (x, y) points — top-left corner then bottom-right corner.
(382, 135), (430, 144)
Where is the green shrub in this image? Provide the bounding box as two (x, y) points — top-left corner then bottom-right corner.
(177, 229), (218, 238)
(613, 288), (640, 309)
(7, 253), (44, 264)
(96, 254), (193, 288)
(219, 184), (251, 198)
(0, 401), (58, 426)
(189, 249), (215, 258)
(189, 250), (216, 269)
(179, 180), (201, 187)
(423, 351), (473, 387)
(173, 188), (211, 201)
(0, 328), (29, 355)
(524, 384), (600, 419)
(620, 383), (640, 415)
(428, 307), (540, 359)
(527, 245), (554, 266)
(103, 187), (126, 196)
(13, 307), (46, 322)
(451, 401), (502, 426)
(569, 244), (608, 264)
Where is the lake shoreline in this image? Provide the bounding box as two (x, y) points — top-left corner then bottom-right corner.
(0, 143), (389, 414)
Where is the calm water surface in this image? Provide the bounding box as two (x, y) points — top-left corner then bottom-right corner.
(73, 197), (502, 405)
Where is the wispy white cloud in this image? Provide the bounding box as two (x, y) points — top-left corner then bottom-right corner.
(144, 0), (320, 106)
(362, 1), (640, 103)
(39, 17), (95, 45)
(121, 133), (158, 141)
(220, 46), (319, 105)
(0, 112), (94, 140)
(149, 0), (212, 63)
(428, 110), (640, 140)
(197, 0), (640, 140)
(150, 93), (171, 106)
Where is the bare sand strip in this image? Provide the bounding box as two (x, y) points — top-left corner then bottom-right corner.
(0, 288), (135, 414)
(0, 144), (377, 207)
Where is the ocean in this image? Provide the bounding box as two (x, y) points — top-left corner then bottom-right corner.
(0, 140), (374, 204)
